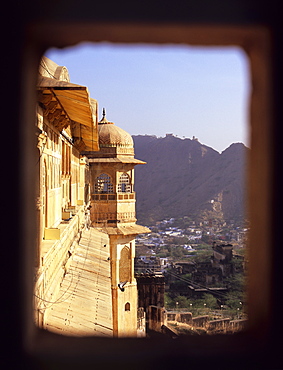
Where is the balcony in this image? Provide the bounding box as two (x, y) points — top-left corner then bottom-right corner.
(118, 193), (135, 200)
(91, 192), (135, 201)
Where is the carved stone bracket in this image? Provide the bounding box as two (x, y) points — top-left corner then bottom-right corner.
(73, 137), (86, 152)
(38, 91), (71, 132)
(35, 196), (42, 210)
(37, 132), (47, 149)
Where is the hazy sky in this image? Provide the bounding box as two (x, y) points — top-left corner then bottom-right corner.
(46, 42), (250, 153)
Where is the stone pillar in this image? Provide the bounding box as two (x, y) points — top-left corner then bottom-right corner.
(110, 234), (138, 337)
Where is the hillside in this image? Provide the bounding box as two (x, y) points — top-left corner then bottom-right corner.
(133, 135), (248, 225)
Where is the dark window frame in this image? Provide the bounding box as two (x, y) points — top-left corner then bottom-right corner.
(118, 173), (131, 193)
(9, 11), (283, 369)
(94, 173), (114, 194)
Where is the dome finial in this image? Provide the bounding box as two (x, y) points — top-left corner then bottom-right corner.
(99, 108), (111, 125)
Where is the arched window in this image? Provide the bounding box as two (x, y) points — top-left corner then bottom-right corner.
(118, 173), (131, 193)
(94, 173), (113, 193)
(119, 246), (131, 283)
(125, 302), (130, 311)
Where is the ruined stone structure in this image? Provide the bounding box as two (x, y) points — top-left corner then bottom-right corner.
(191, 243), (235, 289)
(211, 243), (233, 277)
(34, 57), (149, 337)
(136, 273), (165, 312)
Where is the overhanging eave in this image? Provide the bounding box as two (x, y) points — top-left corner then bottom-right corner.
(37, 76), (99, 151)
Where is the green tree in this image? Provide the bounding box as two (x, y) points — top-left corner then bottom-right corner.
(174, 295), (190, 308)
(223, 271), (246, 316)
(189, 294), (218, 313)
(192, 250), (212, 263)
(164, 293), (175, 309)
(225, 273), (245, 294)
(172, 246), (185, 258)
(182, 273), (192, 281)
(201, 293), (218, 309)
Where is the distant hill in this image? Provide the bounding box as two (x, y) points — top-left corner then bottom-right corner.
(133, 135), (248, 225)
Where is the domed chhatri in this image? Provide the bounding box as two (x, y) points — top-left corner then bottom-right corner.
(98, 108), (133, 148)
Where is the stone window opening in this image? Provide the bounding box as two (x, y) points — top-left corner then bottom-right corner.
(125, 302), (130, 311)
(11, 10), (281, 368)
(94, 173), (114, 194)
(118, 173), (131, 193)
(119, 246), (131, 283)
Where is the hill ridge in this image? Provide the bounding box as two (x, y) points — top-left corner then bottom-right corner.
(133, 135), (248, 224)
